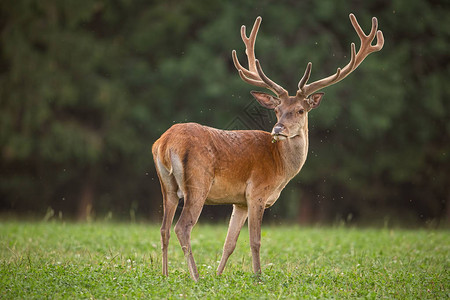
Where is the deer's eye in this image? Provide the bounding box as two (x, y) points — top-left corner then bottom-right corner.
(297, 109), (305, 115)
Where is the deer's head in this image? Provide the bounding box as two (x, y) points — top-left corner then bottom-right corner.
(233, 15), (384, 142)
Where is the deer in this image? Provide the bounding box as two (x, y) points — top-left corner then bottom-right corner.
(152, 13), (384, 281)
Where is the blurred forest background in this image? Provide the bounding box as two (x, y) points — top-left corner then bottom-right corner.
(0, 0), (448, 226)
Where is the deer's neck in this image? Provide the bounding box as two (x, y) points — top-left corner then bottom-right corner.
(276, 123), (309, 178)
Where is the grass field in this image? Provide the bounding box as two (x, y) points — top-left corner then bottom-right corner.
(0, 221), (448, 299)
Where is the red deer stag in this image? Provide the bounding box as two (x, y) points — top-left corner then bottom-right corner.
(152, 13), (384, 281)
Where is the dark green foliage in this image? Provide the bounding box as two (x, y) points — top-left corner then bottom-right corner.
(0, 0), (448, 223)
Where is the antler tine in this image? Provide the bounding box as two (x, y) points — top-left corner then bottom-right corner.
(237, 70), (269, 89)
(349, 14), (366, 41)
(241, 16), (262, 73)
(373, 30), (384, 51)
(368, 17), (379, 41)
(233, 17), (288, 98)
(255, 60), (287, 96)
(298, 13), (384, 97)
(349, 42), (357, 69)
(232, 50), (258, 80)
(298, 62), (312, 91)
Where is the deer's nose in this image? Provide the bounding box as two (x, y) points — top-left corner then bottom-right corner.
(272, 123), (285, 135)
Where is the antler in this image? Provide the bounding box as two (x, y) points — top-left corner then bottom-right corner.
(232, 17), (288, 98)
(297, 13), (384, 97)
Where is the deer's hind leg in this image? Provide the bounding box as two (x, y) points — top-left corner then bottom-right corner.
(155, 158), (179, 277)
(174, 191), (206, 281)
(172, 156), (213, 281)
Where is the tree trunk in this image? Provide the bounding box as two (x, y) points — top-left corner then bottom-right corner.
(77, 175), (94, 221)
(298, 191), (314, 225)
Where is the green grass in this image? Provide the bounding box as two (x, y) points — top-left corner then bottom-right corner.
(0, 221), (448, 299)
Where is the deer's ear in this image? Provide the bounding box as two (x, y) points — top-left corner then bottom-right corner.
(305, 92), (324, 110)
(250, 91), (281, 109)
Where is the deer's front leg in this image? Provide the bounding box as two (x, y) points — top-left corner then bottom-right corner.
(247, 200), (265, 274)
(217, 205), (248, 275)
